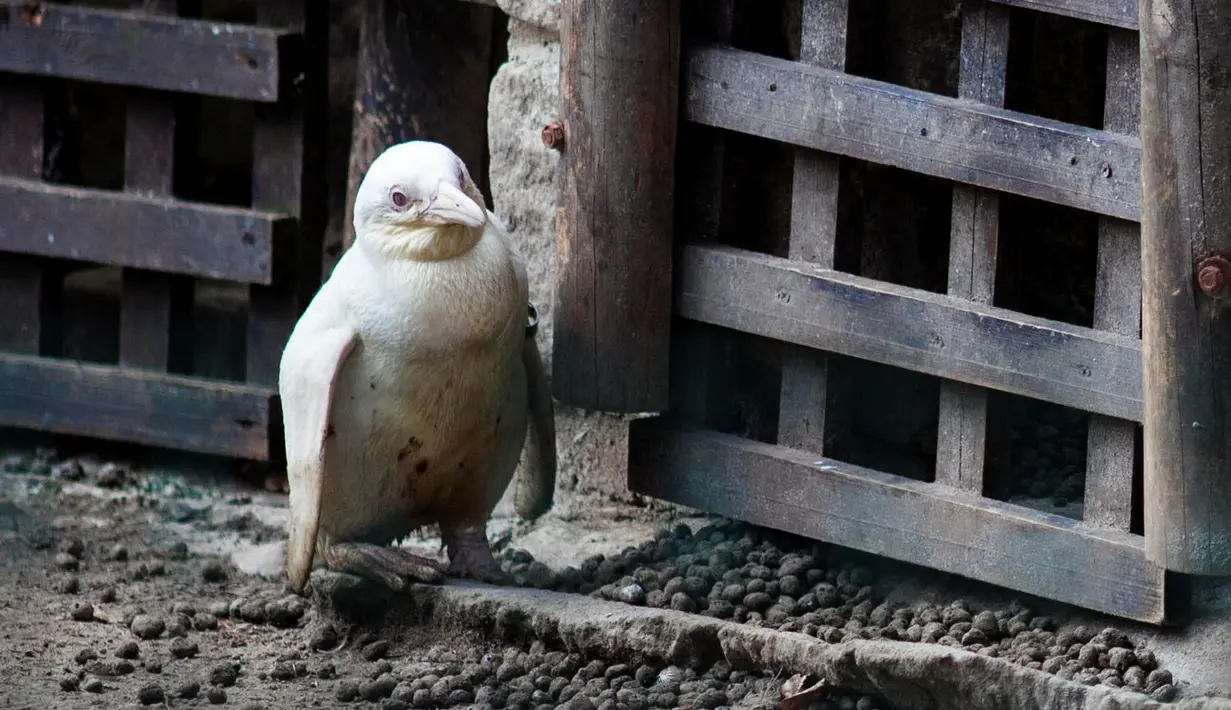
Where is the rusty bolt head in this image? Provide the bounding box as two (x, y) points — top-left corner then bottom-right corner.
(541, 121), (565, 151)
(1197, 255), (1231, 297)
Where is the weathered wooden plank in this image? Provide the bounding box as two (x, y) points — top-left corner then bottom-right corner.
(1085, 28), (1140, 531)
(554, 0), (680, 412)
(0, 353), (274, 459)
(684, 46), (1142, 221)
(935, 1), (1010, 494)
(987, 0), (1137, 30)
(1140, 0), (1231, 574)
(778, 0), (849, 453)
(628, 422), (1171, 622)
(0, 79), (50, 355)
(0, 0), (298, 102)
(678, 243), (1143, 421)
(0, 175), (290, 284)
(120, 0), (193, 374)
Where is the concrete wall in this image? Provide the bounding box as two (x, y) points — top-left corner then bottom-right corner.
(486, 0), (638, 502)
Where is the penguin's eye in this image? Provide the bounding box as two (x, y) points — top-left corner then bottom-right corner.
(389, 188), (410, 210)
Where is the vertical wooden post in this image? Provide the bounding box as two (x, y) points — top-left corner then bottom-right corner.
(777, 0), (849, 452)
(1140, 0), (1231, 574)
(0, 80), (56, 356)
(933, 0), (1010, 493)
(555, 0), (680, 412)
(343, 0), (495, 252)
(121, 0), (193, 374)
(1084, 28), (1140, 530)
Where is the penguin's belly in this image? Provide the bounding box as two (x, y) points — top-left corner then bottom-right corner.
(317, 345), (524, 546)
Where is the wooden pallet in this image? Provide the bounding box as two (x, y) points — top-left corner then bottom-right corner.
(0, 0), (324, 461)
(626, 0), (1186, 624)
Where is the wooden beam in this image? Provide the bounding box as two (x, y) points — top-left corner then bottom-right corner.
(0, 1), (298, 102)
(0, 353), (274, 460)
(677, 243), (1143, 421)
(120, 0), (193, 374)
(1140, 0), (1231, 574)
(1084, 28), (1141, 531)
(684, 46), (1142, 221)
(628, 422), (1174, 623)
(343, 0), (495, 252)
(934, 1), (1010, 494)
(987, 0), (1137, 30)
(0, 175), (290, 284)
(554, 0), (680, 412)
(777, 0), (849, 453)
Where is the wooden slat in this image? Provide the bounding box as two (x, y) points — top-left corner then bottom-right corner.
(1084, 28), (1140, 531)
(120, 0), (193, 373)
(246, 0), (308, 386)
(0, 80), (50, 355)
(684, 46), (1142, 221)
(678, 243), (1142, 421)
(987, 0), (1137, 30)
(0, 1), (298, 102)
(777, 0), (849, 453)
(627, 422), (1170, 622)
(0, 353), (274, 459)
(934, 1), (1010, 493)
(0, 175), (289, 283)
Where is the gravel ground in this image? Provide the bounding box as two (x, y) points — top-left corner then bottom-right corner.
(499, 520), (1177, 702)
(0, 443), (1179, 708)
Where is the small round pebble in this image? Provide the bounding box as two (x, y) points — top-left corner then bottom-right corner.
(195, 613), (219, 631)
(361, 675), (398, 700)
(98, 587), (117, 604)
(209, 663), (239, 687)
(170, 638), (199, 659)
(54, 552), (80, 571)
(362, 640), (390, 661)
(206, 686), (228, 704)
(70, 603), (95, 622)
(116, 641), (140, 659)
(75, 648), (98, 665)
(144, 659), (163, 674)
(131, 615), (165, 640)
(137, 683), (165, 705)
(270, 662), (295, 681)
(1152, 684), (1177, 702)
(308, 622), (338, 651)
(82, 678), (104, 694)
(336, 680), (361, 702)
(106, 544), (129, 562)
(59, 674), (80, 691)
(176, 679), (199, 698)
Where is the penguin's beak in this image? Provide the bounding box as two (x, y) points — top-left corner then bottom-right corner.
(423, 182), (486, 228)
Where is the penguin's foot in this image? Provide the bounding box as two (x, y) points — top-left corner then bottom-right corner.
(442, 529), (510, 585)
(321, 542), (445, 591)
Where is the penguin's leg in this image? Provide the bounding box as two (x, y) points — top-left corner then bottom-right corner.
(321, 542), (445, 590)
(440, 525), (509, 584)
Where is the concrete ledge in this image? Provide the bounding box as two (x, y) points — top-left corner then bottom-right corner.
(309, 575), (1231, 710)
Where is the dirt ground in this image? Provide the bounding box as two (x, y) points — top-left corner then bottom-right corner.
(1, 444), (1228, 710)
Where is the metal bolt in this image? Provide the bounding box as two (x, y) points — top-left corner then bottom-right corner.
(541, 121), (565, 151)
(1197, 255), (1231, 297)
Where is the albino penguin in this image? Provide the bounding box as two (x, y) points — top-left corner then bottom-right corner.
(279, 141), (555, 592)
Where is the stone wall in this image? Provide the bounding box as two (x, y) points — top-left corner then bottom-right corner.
(485, 0), (638, 502)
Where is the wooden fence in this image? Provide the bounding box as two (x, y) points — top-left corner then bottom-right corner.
(553, 0), (1231, 624)
(0, 0), (325, 462)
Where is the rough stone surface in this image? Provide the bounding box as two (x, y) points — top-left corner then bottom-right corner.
(486, 16), (640, 502)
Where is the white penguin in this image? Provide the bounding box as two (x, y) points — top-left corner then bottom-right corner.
(279, 141), (555, 592)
